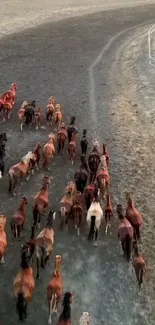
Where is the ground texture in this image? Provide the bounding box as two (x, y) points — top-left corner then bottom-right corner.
(0, 2), (155, 325)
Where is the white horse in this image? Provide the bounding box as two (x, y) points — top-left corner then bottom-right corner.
(79, 312), (90, 325)
(86, 196), (103, 246)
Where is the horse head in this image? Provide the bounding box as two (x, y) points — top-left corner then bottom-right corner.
(43, 176), (51, 187)
(21, 101), (28, 108)
(21, 196), (28, 205)
(56, 104), (61, 111)
(116, 204), (124, 219)
(0, 132), (7, 142)
(48, 133), (55, 141)
(10, 83), (17, 91)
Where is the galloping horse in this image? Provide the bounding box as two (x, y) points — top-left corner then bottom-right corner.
(36, 211), (55, 279)
(17, 101), (28, 131)
(117, 204), (133, 261)
(68, 133), (76, 164)
(79, 312), (90, 325)
(96, 166), (110, 202)
(88, 141), (101, 182)
(46, 96), (55, 125)
(86, 188), (103, 246)
(0, 83), (17, 120)
(57, 123), (67, 154)
(23, 226), (36, 261)
(56, 292), (73, 325)
(33, 176), (51, 228)
(74, 156), (88, 193)
(59, 181), (76, 230)
(10, 197), (28, 245)
(71, 191), (83, 235)
(54, 104), (62, 129)
(47, 255), (62, 324)
(132, 241), (146, 288)
(126, 192), (143, 240)
(0, 215), (7, 264)
(32, 141), (42, 171)
(0, 132), (7, 178)
(84, 182), (96, 211)
(13, 245), (35, 321)
(80, 129), (88, 156)
(43, 133), (55, 170)
(34, 106), (41, 130)
(8, 151), (36, 195)
(104, 193), (113, 234)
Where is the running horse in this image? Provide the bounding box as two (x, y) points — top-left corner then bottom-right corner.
(117, 204), (133, 261)
(132, 241), (146, 288)
(88, 140), (101, 182)
(84, 182), (96, 211)
(96, 166), (110, 203)
(42, 133), (55, 170)
(56, 292), (73, 325)
(125, 192), (143, 240)
(36, 211), (55, 279)
(17, 101), (28, 131)
(32, 141), (42, 171)
(57, 123), (67, 154)
(104, 193), (113, 234)
(10, 197), (28, 245)
(33, 176), (51, 228)
(47, 255), (62, 324)
(0, 215), (7, 264)
(54, 104), (62, 130)
(68, 133), (76, 164)
(86, 187), (103, 246)
(33, 106), (41, 130)
(59, 181), (76, 230)
(0, 83), (17, 121)
(0, 132), (7, 178)
(71, 191), (83, 235)
(74, 155), (89, 193)
(8, 151), (36, 195)
(13, 245), (35, 321)
(46, 96), (55, 125)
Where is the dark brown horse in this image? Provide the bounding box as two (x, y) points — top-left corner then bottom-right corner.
(88, 146), (100, 182)
(71, 192), (83, 235)
(74, 155), (88, 193)
(80, 129), (88, 156)
(132, 241), (146, 288)
(57, 123), (67, 154)
(10, 197), (28, 245)
(84, 182), (96, 210)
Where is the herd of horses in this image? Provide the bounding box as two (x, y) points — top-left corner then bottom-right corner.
(0, 84), (146, 325)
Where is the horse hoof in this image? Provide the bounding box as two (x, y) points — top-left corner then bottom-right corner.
(31, 170), (34, 175)
(0, 257), (5, 264)
(94, 242), (98, 247)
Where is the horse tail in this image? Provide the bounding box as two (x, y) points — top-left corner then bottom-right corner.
(16, 292), (27, 321)
(124, 234), (132, 261)
(139, 267), (144, 287)
(8, 169), (14, 192)
(33, 204), (39, 226)
(88, 215), (96, 241)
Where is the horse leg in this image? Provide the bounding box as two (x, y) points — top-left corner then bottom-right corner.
(44, 253), (50, 266)
(17, 225), (22, 240)
(0, 254), (5, 264)
(36, 256), (40, 279)
(94, 229), (98, 247)
(62, 141), (65, 154)
(76, 214), (81, 236)
(138, 267), (144, 288)
(57, 141), (61, 154)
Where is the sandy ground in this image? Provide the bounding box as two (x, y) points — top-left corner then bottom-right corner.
(0, 2), (155, 325)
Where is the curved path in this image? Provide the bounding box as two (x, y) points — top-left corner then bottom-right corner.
(0, 3), (155, 325)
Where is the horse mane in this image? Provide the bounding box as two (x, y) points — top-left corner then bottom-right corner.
(59, 292), (71, 321)
(21, 151), (33, 164)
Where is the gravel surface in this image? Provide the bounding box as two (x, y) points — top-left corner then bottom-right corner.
(0, 2), (155, 325)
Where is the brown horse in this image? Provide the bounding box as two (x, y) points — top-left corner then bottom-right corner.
(59, 181), (76, 230)
(68, 133), (76, 164)
(126, 192), (143, 240)
(10, 197), (28, 245)
(8, 151), (36, 195)
(43, 134), (55, 170)
(88, 146), (101, 182)
(117, 204), (133, 261)
(0, 83), (17, 121)
(54, 104), (62, 130)
(17, 101), (28, 131)
(33, 106), (41, 130)
(96, 167), (110, 203)
(104, 193), (113, 234)
(57, 123), (67, 154)
(21, 226), (36, 262)
(56, 292), (73, 325)
(46, 96), (55, 125)
(36, 211), (55, 279)
(32, 141), (42, 171)
(84, 183), (96, 211)
(132, 241), (146, 288)
(0, 215), (7, 264)
(33, 176), (51, 228)
(71, 192), (83, 235)
(13, 245), (35, 321)
(47, 255), (62, 324)
(74, 155), (88, 193)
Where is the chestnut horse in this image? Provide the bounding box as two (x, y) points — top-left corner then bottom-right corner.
(59, 181), (76, 230)
(74, 155), (88, 193)
(0, 83), (17, 121)
(132, 241), (146, 288)
(71, 191), (83, 235)
(33, 176), (51, 228)
(10, 197), (28, 245)
(47, 255), (62, 324)
(126, 192), (143, 240)
(34, 107), (41, 130)
(54, 104), (62, 129)
(96, 167), (110, 203)
(17, 101), (28, 131)
(46, 96), (55, 125)
(68, 133), (76, 164)
(8, 151), (36, 195)
(104, 193), (113, 234)
(43, 133), (55, 170)
(13, 245), (35, 321)
(102, 144), (109, 167)
(0, 215), (7, 264)
(21, 226), (36, 262)
(36, 211), (55, 279)
(88, 146), (101, 182)
(56, 292), (73, 325)
(57, 123), (67, 154)
(32, 141), (42, 171)
(84, 183), (96, 211)
(117, 204), (133, 261)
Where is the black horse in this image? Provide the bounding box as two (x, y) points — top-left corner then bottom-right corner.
(80, 129), (88, 156)
(67, 116), (78, 143)
(24, 101), (35, 125)
(0, 132), (7, 158)
(74, 155), (88, 192)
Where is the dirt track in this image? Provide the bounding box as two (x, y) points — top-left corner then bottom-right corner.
(0, 3), (155, 325)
